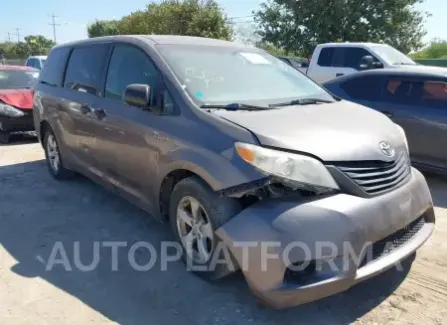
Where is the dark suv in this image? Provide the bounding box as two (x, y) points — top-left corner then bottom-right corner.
(33, 36), (434, 308)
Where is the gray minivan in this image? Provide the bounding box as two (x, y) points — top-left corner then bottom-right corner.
(33, 35), (435, 308)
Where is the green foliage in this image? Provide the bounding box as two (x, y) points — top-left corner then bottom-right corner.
(0, 35), (55, 59)
(256, 42), (292, 56)
(87, 20), (120, 38)
(254, 0), (429, 56)
(412, 39), (447, 59)
(87, 0), (232, 40)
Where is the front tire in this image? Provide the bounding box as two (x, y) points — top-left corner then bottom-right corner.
(169, 176), (241, 280)
(43, 128), (75, 180)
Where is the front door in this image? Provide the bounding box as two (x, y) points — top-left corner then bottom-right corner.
(90, 44), (164, 209)
(381, 77), (447, 169)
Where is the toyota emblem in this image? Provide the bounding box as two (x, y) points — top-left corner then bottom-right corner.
(379, 141), (395, 157)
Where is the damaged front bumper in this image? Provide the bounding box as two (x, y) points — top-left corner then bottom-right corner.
(215, 167), (435, 308)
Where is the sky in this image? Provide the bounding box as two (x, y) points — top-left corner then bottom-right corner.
(1, 0), (445, 45)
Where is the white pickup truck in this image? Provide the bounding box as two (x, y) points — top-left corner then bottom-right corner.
(301, 42), (419, 84)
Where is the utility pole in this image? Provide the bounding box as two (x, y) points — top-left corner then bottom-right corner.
(48, 13), (60, 43)
(7, 32), (11, 42)
(14, 28), (21, 42)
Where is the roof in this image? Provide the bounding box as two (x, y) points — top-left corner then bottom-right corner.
(349, 66), (447, 79)
(54, 35), (251, 50)
(0, 65), (39, 71)
(323, 66), (447, 86)
(317, 42), (386, 48)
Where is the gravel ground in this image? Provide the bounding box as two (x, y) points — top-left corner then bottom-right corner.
(1, 137), (447, 325)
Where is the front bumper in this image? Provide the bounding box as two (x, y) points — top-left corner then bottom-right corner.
(216, 167), (434, 308)
(0, 110), (35, 133)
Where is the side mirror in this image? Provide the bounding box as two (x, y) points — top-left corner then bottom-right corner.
(301, 62), (309, 68)
(123, 84), (151, 108)
(359, 55), (374, 70)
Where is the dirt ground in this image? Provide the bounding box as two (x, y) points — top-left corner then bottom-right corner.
(1, 136), (446, 325)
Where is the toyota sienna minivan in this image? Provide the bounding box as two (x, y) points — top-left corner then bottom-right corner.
(33, 35), (435, 308)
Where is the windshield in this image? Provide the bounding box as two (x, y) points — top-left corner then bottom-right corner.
(0, 70), (39, 89)
(372, 45), (416, 65)
(157, 45), (333, 105)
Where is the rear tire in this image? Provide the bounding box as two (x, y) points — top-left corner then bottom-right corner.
(43, 128), (75, 180)
(169, 176), (242, 280)
(0, 131), (10, 144)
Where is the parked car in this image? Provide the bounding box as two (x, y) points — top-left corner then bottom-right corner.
(25, 55), (47, 70)
(305, 42), (421, 84)
(324, 67), (447, 174)
(0, 65), (39, 143)
(34, 36), (434, 308)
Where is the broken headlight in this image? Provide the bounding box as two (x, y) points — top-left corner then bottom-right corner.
(235, 142), (339, 190)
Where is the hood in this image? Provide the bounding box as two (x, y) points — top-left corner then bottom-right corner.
(0, 89), (34, 110)
(213, 100), (406, 162)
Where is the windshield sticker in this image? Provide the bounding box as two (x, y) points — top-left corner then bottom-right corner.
(195, 91), (204, 99)
(239, 52), (271, 65)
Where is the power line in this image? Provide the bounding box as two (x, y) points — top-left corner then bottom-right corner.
(228, 15), (255, 20)
(48, 13), (61, 43)
(13, 28), (21, 42)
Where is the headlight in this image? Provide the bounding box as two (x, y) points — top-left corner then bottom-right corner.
(0, 103), (25, 117)
(235, 142), (339, 189)
(395, 124), (409, 152)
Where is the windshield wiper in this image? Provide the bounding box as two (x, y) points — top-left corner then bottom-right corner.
(393, 62), (417, 66)
(269, 97), (334, 107)
(200, 103), (272, 111)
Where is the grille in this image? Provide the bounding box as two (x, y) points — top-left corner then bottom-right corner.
(332, 151), (411, 195)
(359, 216), (425, 267)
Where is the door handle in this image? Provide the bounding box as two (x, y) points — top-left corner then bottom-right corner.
(93, 108), (107, 120)
(380, 110), (394, 118)
(336, 73), (344, 77)
(80, 104), (93, 115)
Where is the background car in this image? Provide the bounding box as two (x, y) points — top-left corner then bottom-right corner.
(25, 55), (48, 70)
(0, 65), (39, 144)
(323, 67), (447, 174)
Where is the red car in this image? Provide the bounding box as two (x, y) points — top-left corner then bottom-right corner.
(0, 65), (39, 143)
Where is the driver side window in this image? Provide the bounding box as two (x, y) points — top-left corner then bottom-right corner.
(333, 47), (380, 69)
(105, 45), (159, 105)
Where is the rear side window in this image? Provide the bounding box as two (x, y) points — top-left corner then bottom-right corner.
(340, 75), (385, 101)
(39, 48), (71, 87)
(382, 78), (447, 107)
(64, 45), (109, 95)
(317, 48), (335, 67)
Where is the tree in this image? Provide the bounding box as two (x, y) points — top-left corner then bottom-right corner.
(87, 20), (120, 38)
(0, 35), (55, 59)
(24, 35), (56, 55)
(87, 0), (232, 40)
(412, 39), (447, 59)
(233, 23), (294, 56)
(254, 0), (429, 56)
